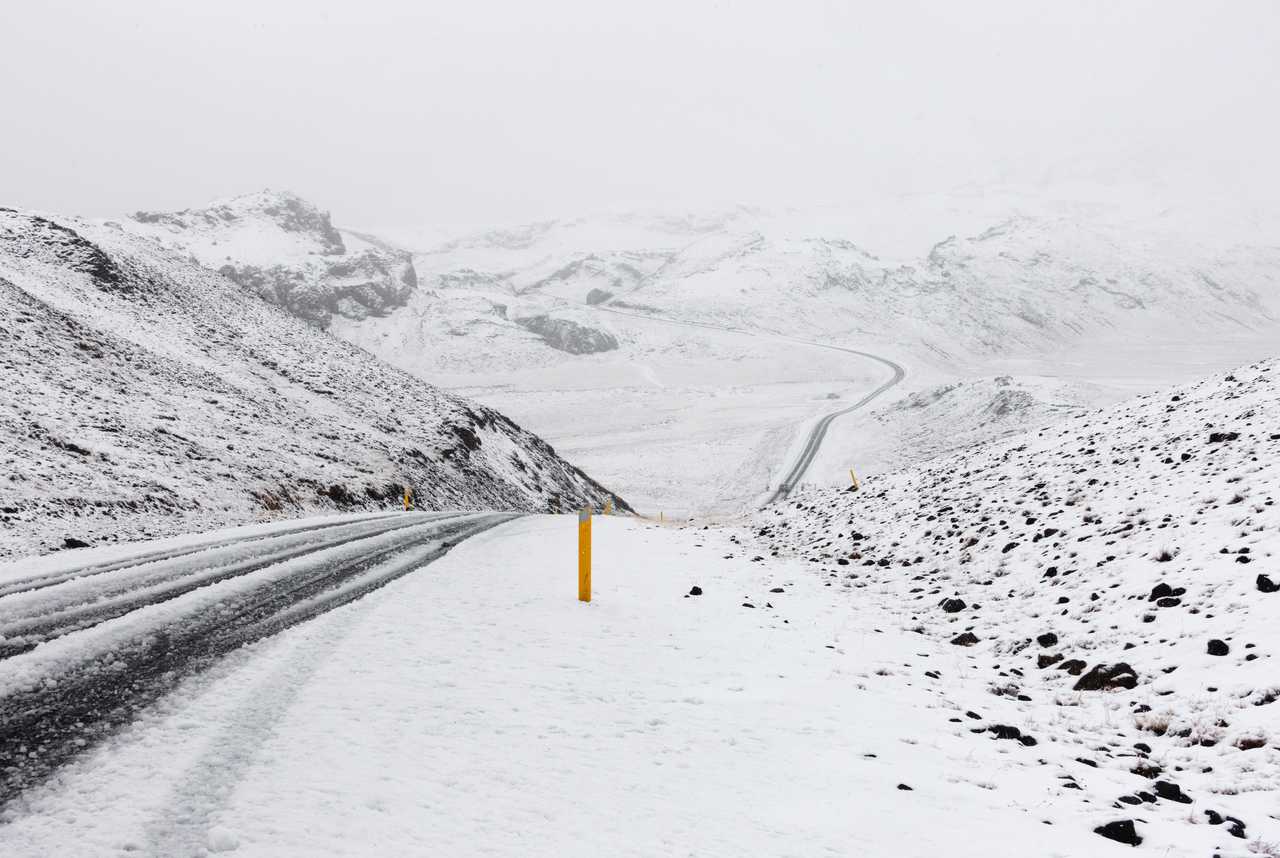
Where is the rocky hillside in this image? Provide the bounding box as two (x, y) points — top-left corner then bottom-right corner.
(126, 191), (416, 327)
(754, 359), (1279, 851)
(0, 208), (628, 559)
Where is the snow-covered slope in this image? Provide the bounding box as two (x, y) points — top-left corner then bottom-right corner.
(402, 206), (1280, 361)
(122, 192), (1280, 513)
(125, 191), (416, 327)
(755, 359), (1280, 849)
(0, 208), (628, 559)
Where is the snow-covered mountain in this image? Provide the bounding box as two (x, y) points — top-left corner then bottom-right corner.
(400, 205), (1280, 362)
(754, 358), (1280, 850)
(0, 207), (628, 559)
(125, 191), (416, 328)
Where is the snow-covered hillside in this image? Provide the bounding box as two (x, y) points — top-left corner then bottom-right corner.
(118, 192), (1280, 514)
(755, 359), (1280, 850)
(0, 208), (628, 559)
(125, 191), (416, 327)
(400, 205), (1280, 360)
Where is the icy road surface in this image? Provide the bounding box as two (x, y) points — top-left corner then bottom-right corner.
(0, 511), (516, 805)
(2, 516), (1113, 857)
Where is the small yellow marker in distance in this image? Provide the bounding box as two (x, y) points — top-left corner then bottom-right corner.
(578, 508), (592, 602)
(403, 486), (413, 510)
(603, 498), (612, 516)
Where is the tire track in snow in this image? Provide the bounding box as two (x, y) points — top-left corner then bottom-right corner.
(0, 512), (516, 805)
(0, 510), (407, 600)
(0, 513), (469, 658)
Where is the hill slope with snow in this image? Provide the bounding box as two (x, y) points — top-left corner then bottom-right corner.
(125, 191), (417, 328)
(755, 358), (1280, 850)
(0, 208), (627, 559)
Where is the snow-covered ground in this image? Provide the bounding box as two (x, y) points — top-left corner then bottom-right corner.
(0, 515), (1120, 857)
(756, 358), (1280, 851)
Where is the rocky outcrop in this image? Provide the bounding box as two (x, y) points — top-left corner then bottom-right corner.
(126, 191), (417, 328)
(514, 315), (619, 354)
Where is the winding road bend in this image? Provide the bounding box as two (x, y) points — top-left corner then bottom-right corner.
(0, 510), (516, 804)
(595, 305), (906, 505)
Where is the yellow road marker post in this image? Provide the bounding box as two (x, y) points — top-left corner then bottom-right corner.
(849, 469), (860, 491)
(603, 498), (612, 516)
(578, 508), (592, 602)
(403, 486), (413, 510)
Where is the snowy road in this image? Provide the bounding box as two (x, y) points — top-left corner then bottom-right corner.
(594, 306), (905, 504)
(0, 510), (516, 805)
(0, 515), (1116, 857)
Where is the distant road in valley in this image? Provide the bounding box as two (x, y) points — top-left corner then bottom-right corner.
(593, 305), (906, 505)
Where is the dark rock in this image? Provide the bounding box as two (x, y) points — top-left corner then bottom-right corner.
(1207, 639), (1229, 656)
(62, 536), (91, 549)
(1036, 632), (1058, 647)
(950, 632), (980, 647)
(515, 315), (619, 354)
(896, 783), (912, 791)
(1208, 431), (1239, 443)
(1037, 653), (1063, 669)
(1149, 582), (1179, 600)
(1153, 780), (1192, 803)
(1058, 659), (1087, 675)
(769, 587), (785, 593)
(1131, 762), (1162, 779)
(1073, 662), (1138, 691)
(1094, 820), (1142, 846)
(688, 586), (702, 596)
(940, 597), (966, 613)
(1257, 574), (1279, 594)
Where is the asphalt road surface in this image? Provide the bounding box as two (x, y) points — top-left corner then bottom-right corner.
(0, 510), (516, 805)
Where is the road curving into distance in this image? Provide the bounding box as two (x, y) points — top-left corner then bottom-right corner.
(594, 305), (906, 506)
(0, 510), (518, 805)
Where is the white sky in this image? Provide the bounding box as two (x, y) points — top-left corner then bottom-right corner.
(2, 0), (1277, 229)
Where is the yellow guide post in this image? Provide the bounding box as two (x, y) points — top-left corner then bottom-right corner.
(849, 469), (860, 491)
(578, 508), (592, 602)
(603, 498), (612, 516)
(403, 486), (413, 510)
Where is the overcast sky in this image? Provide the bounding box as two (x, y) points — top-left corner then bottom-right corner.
(2, 0), (1277, 229)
